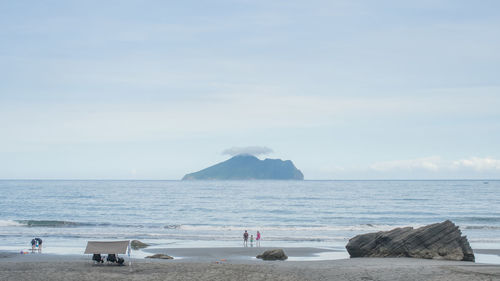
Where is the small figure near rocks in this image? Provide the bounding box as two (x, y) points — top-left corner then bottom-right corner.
(131, 240), (149, 250)
(256, 249), (288, 261)
(145, 253), (173, 259)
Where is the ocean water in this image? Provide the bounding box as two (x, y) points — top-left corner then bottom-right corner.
(0, 180), (499, 258)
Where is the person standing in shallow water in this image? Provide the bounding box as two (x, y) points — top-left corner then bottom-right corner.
(243, 230), (249, 247)
(250, 235), (254, 247)
(256, 231), (261, 247)
(35, 237), (43, 253)
(31, 238), (36, 253)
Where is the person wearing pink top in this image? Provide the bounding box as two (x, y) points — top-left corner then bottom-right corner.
(256, 231), (261, 247)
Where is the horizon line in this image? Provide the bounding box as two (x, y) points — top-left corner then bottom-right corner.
(0, 178), (498, 181)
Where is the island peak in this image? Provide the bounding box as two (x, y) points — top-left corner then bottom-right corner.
(182, 155), (304, 180)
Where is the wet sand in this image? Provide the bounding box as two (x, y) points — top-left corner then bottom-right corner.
(143, 246), (343, 262)
(1, 249), (500, 281)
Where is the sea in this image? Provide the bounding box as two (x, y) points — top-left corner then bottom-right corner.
(1, 180), (499, 262)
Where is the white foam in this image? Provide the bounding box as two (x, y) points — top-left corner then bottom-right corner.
(469, 238), (500, 243)
(177, 224), (417, 232)
(0, 220), (23, 227)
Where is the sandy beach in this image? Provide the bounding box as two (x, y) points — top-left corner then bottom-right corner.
(1, 248), (500, 281)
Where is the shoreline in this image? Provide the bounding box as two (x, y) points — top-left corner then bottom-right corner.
(1, 252), (499, 281)
(0, 247), (345, 263)
(2, 246), (500, 264)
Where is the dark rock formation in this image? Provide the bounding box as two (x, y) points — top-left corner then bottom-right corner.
(131, 240), (149, 250)
(182, 154), (304, 180)
(256, 249), (288, 260)
(346, 220), (474, 262)
(145, 254), (173, 259)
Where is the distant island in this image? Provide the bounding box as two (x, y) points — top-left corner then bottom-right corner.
(182, 154), (304, 180)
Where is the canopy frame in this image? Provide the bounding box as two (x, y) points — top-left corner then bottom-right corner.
(84, 240), (130, 255)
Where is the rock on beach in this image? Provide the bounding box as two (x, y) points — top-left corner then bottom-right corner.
(145, 254), (173, 259)
(346, 220), (474, 261)
(130, 240), (149, 250)
(256, 249), (288, 260)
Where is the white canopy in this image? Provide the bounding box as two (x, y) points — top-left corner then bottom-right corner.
(84, 240), (129, 254)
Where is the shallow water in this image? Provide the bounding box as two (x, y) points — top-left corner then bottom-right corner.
(1, 180), (499, 259)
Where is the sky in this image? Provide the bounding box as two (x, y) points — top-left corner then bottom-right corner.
(1, 0), (499, 180)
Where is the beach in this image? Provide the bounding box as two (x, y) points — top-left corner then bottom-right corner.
(1, 249), (500, 281)
(2, 180), (500, 279)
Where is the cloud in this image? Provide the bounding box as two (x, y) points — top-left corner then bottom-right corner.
(222, 146), (273, 157)
(371, 156), (500, 172)
(452, 157), (500, 171)
(1, 87), (499, 146)
(370, 156), (443, 172)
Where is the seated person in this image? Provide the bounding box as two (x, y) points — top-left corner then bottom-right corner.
(107, 254), (117, 263)
(92, 254), (104, 263)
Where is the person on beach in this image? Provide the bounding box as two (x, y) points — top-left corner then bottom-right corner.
(256, 231), (261, 247)
(30, 238), (36, 253)
(250, 235), (254, 247)
(35, 237), (42, 253)
(243, 230), (249, 247)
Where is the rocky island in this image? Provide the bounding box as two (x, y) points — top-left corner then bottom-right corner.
(182, 154), (304, 180)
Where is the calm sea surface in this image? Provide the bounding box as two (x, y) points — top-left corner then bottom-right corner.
(1, 180), (499, 257)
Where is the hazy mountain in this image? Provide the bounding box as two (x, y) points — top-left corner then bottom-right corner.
(182, 154), (304, 180)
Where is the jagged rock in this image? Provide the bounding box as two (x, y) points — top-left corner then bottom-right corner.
(145, 254), (173, 259)
(256, 249), (288, 260)
(346, 220), (474, 262)
(131, 240), (149, 250)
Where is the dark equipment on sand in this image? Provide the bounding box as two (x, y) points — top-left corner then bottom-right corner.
(107, 253), (117, 263)
(92, 254), (104, 263)
(85, 241), (129, 266)
(106, 254), (124, 265)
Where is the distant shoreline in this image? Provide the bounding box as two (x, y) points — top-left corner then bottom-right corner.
(0, 179), (499, 181)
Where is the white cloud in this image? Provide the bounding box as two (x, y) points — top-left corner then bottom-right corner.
(371, 156), (500, 172)
(452, 157), (500, 171)
(370, 156), (443, 172)
(221, 146), (273, 157)
(0, 88), (499, 146)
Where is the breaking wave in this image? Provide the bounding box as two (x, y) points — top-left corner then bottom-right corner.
(0, 220), (24, 227)
(463, 225), (500, 230)
(2, 220), (117, 228)
(15, 220), (85, 227)
(1, 220), (425, 232)
(175, 223), (414, 232)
